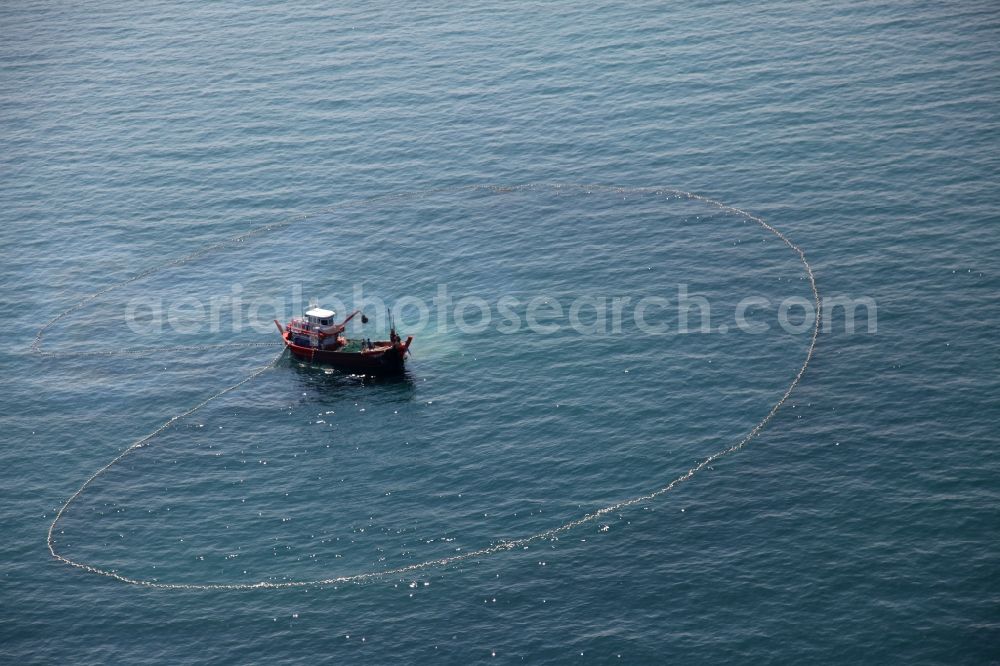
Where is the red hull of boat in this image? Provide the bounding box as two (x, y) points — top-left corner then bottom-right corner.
(281, 332), (409, 374)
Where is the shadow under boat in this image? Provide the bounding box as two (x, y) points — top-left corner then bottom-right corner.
(281, 352), (418, 394)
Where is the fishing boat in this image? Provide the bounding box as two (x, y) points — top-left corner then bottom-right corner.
(274, 306), (413, 374)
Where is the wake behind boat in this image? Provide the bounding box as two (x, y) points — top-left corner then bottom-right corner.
(274, 306), (412, 374)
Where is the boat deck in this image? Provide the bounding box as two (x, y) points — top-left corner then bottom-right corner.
(336, 338), (391, 353)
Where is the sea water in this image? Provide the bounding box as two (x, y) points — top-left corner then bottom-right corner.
(1, 1), (998, 663)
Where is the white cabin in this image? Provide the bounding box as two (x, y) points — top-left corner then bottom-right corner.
(304, 307), (336, 327)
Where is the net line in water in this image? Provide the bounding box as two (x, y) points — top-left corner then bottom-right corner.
(40, 184), (821, 590)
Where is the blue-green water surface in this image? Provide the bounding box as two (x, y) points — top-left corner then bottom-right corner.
(1, 1), (998, 663)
